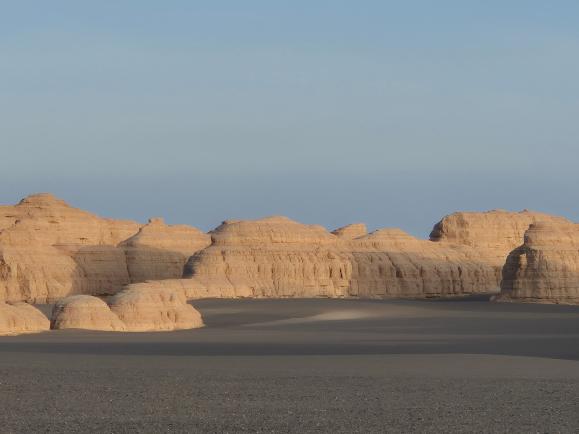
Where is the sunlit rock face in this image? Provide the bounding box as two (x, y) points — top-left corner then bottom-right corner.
(182, 216), (498, 299)
(499, 221), (579, 304)
(0, 194), (141, 303)
(0, 302), (49, 336)
(0, 194), (209, 303)
(50, 295), (126, 331)
(1, 193), (571, 305)
(429, 209), (571, 283)
(50, 290), (204, 333)
(108, 286), (204, 332)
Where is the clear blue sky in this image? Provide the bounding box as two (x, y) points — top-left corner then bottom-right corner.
(1, 1), (578, 236)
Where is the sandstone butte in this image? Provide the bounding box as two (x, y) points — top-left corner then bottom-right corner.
(0, 193), (210, 303)
(499, 221), (579, 304)
(51, 288), (203, 332)
(177, 216), (504, 299)
(429, 209), (571, 281)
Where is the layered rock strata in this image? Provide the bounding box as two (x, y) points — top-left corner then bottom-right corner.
(109, 287), (204, 332)
(121, 218), (211, 282)
(181, 216), (498, 299)
(0, 194), (141, 302)
(0, 302), (50, 336)
(499, 221), (579, 304)
(0, 194), (209, 303)
(430, 209), (571, 282)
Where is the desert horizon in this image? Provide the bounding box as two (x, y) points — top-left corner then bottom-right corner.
(3, 1), (579, 432)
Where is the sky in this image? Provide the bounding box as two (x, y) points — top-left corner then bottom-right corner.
(1, 1), (578, 237)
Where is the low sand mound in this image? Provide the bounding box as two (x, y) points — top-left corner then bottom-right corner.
(109, 287), (204, 332)
(50, 295), (126, 331)
(0, 302), (50, 336)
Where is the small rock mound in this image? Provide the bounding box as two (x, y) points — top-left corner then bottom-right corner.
(109, 287), (203, 332)
(50, 295), (126, 331)
(0, 302), (50, 336)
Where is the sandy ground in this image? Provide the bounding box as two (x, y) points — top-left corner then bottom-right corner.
(2, 298), (579, 433)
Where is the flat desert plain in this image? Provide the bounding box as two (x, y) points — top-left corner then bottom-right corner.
(2, 298), (579, 433)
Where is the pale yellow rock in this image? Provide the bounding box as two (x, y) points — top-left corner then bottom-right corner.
(0, 194), (141, 303)
(0, 194), (210, 303)
(430, 209), (571, 282)
(121, 217), (210, 282)
(0, 302), (50, 336)
(499, 221), (579, 304)
(50, 295), (126, 331)
(347, 228), (498, 298)
(1, 194), (571, 305)
(108, 287), (204, 332)
(332, 223), (368, 239)
(182, 216), (498, 299)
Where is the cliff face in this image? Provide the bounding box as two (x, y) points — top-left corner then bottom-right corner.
(183, 216), (498, 299)
(184, 216), (349, 298)
(0, 194), (208, 302)
(346, 229), (497, 298)
(499, 222), (579, 304)
(429, 209), (571, 283)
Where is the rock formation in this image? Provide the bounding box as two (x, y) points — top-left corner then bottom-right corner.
(50, 295), (126, 331)
(0, 302), (50, 336)
(109, 286), (204, 332)
(0, 194), (209, 303)
(1, 193), (572, 304)
(182, 216), (498, 299)
(499, 221), (579, 304)
(346, 228), (497, 298)
(121, 217), (211, 282)
(0, 193), (141, 303)
(430, 209), (571, 282)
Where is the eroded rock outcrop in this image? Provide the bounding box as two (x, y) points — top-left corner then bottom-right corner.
(121, 217), (210, 282)
(0, 194), (141, 303)
(347, 228), (497, 298)
(499, 221), (579, 304)
(50, 295), (126, 331)
(109, 287), (204, 331)
(430, 209), (570, 282)
(0, 302), (49, 336)
(182, 216), (498, 299)
(0, 194), (209, 303)
(2, 193), (571, 304)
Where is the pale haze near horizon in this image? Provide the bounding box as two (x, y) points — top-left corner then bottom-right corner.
(1, 1), (578, 237)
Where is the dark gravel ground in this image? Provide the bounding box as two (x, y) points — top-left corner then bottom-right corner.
(1, 298), (579, 433)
